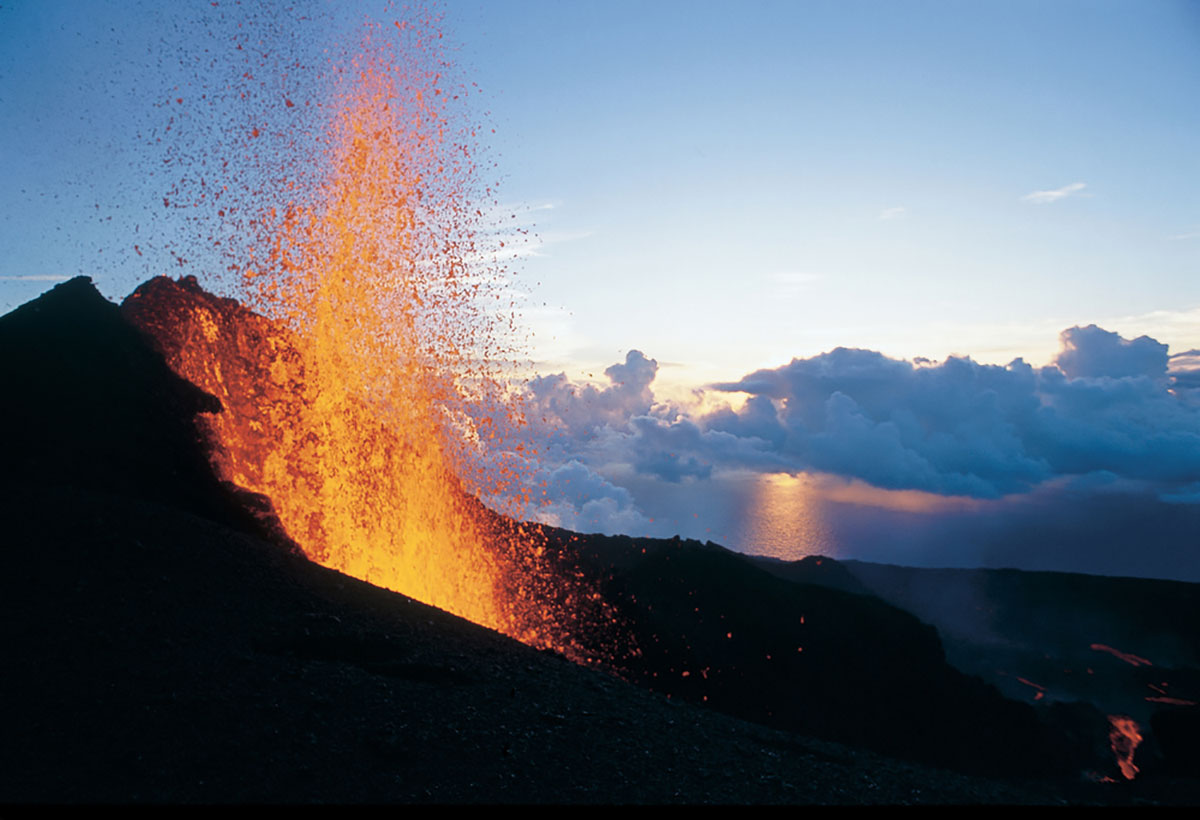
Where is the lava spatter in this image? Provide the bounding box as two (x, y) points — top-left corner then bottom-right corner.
(1107, 715), (1142, 780)
(126, 8), (623, 665)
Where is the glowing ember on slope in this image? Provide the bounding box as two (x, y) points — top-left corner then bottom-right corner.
(1145, 696), (1198, 706)
(1090, 644), (1153, 667)
(1107, 715), (1142, 780)
(1015, 677), (1046, 701)
(125, 8), (622, 663)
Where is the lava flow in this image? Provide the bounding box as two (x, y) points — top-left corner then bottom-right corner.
(1107, 715), (1143, 780)
(124, 13), (620, 663)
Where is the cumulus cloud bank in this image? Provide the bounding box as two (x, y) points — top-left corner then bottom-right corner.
(712, 330), (1200, 498)
(504, 324), (1200, 535)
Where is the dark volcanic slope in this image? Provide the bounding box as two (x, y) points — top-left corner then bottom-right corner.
(556, 532), (1073, 777)
(0, 276), (279, 540)
(0, 277), (1160, 803)
(2, 278), (220, 514)
(118, 274), (1085, 780)
(749, 555), (1200, 783)
(4, 482), (1066, 804)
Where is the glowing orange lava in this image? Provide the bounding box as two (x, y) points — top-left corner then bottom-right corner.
(1015, 677), (1046, 701)
(1090, 643), (1153, 667)
(1107, 715), (1142, 780)
(125, 12), (621, 664)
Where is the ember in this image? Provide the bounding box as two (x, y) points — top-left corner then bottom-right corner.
(1015, 677), (1046, 701)
(1090, 643), (1153, 667)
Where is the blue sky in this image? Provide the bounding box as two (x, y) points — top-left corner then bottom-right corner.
(4, 1), (1199, 578)
(3, 1), (1198, 387)
(437, 0), (1200, 387)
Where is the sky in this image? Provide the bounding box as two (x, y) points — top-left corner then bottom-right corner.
(441, 0), (1200, 388)
(3, 1), (1199, 579)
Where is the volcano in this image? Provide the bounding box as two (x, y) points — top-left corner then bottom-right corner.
(3, 276), (1199, 804)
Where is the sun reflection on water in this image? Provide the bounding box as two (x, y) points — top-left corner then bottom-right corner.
(738, 472), (834, 562)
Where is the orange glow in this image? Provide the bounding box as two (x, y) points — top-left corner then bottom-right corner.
(1016, 677), (1046, 701)
(124, 14), (621, 663)
(1090, 644), (1153, 667)
(1145, 696), (1198, 706)
(1107, 715), (1142, 780)
(814, 474), (984, 514)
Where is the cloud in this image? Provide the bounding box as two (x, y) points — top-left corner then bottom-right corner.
(878, 207), (907, 220)
(625, 415), (785, 482)
(525, 459), (654, 535)
(711, 350), (1051, 497)
(466, 325), (1200, 584)
(1022, 181), (1086, 204)
(523, 328), (1198, 497)
(487, 325), (1200, 567)
(523, 350), (660, 442)
(1161, 482), (1200, 504)
(1170, 349), (1200, 388)
(1054, 324), (1168, 381)
(707, 328), (1200, 499)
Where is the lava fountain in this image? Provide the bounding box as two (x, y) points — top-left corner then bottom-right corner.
(124, 11), (620, 663)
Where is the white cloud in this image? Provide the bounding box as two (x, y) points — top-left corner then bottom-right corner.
(879, 206), (907, 220)
(1022, 181), (1086, 204)
(1168, 229), (1200, 241)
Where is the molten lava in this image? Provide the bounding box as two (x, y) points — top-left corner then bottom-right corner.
(1090, 643), (1153, 667)
(124, 13), (620, 663)
(1016, 677), (1046, 701)
(1107, 715), (1142, 780)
